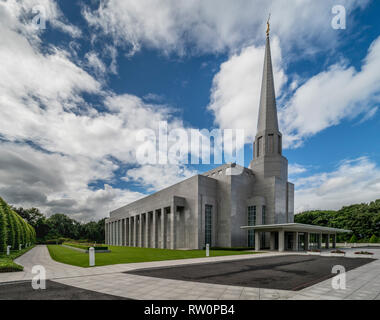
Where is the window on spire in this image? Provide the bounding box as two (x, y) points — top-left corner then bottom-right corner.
(257, 136), (262, 157)
(268, 134), (274, 153)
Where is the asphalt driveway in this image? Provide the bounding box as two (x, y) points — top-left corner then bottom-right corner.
(0, 280), (129, 300)
(126, 254), (374, 291)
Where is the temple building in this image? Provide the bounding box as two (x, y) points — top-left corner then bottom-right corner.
(105, 26), (350, 251)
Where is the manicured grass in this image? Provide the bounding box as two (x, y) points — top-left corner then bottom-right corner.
(63, 242), (106, 250)
(0, 245), (35, 272)
(47, 245), (259, 268)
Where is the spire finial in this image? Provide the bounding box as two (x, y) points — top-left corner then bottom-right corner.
(266, 13), (271, 38)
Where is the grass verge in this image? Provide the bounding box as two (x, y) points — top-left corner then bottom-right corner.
(47, 245), (260, 268)
(0, 245), (35, 272)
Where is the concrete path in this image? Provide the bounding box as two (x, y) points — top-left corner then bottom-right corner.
(0, 245), (379, 300)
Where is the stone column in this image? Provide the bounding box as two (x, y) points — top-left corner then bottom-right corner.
(128, 218), (132, 246)
(119, 220), (122, 246)
(161, 208), (166, 249)
(111, 222), (114, 245)
(113, 221), (116, 246)
(133, 216), (137, 247)
(293, 232), (299, 251)
(318, 233), (322, 249)
(170, 204), (176, 249)
(124, 219), (127, 246)
(145, 213), (150, 248)
(152, 211), (157, 248)
(325, 234), (330, 249)
(138, 214), (143, 247)
(119, 220), (121, 246)
(270, 232), (275, 250)
(332, 234), (336, 249)
(278, 230), (285, 252)
(305, 232), (310, 251)
(255, 231), (260, 251)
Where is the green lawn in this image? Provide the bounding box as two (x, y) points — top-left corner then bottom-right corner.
(47, 245), (259, 267)
(0, 245), (35, 273)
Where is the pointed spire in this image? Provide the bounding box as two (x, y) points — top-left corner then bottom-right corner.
(257, 18), (279, 134)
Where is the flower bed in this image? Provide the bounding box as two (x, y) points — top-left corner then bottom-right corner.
(354, 251), (374, 255)
(307, 249), (321, 255)
(330, 249), (346, 257)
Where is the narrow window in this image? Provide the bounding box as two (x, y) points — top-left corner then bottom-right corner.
(278, 135), (282, 154)
(268, 134), (274, 153)
(205, 205), (212, 246)
(262, 205), (266, 225)
(257, 136), (262, 157)
(247, 206), (256, 247)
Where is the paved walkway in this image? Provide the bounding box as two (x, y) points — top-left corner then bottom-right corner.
(0, 246), (379, 300)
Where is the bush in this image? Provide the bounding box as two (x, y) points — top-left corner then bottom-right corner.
(369, 235), (378, 243)
(12, 211), (21, 249)
(0, 199), (15, 250)
(349, 234), (358, 243)
(0, 199), (7, 253)
(45, 239), (64, 245)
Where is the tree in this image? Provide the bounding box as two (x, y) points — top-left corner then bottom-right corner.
(369, 235), (378, 243)
(0, 198), (7, 252)
(349, 234), (358, 243)
(12, 211), (21, 249)
(0, 198), (15, 249)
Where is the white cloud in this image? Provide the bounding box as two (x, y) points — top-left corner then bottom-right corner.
(0, 0), (192, 221)
(83, 0), (369, 57)
(85, 51), (107, 77)
(2, 0), (81, 38)
(124, 165), (197, 192)
(281, 36), (380, 148)
(289, 163), (307, 176)
(208, 32), (380, 148)
(294, 157), (380, 213)
(208, 38), (286, 142)
(0, 142), (144, 221)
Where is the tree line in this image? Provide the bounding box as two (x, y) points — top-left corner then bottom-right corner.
(0, 197), (36, 253)
(295, 199), (380, 242)
(10, 206), (105, 244)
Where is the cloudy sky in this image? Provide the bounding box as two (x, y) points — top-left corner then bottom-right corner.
(0, 0), (380, 221)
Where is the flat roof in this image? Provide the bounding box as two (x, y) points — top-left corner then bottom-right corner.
(240, 223), (351, 234)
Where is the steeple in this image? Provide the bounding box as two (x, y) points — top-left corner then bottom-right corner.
(257, 16), (279, 133)
(251, 18), (283, 163)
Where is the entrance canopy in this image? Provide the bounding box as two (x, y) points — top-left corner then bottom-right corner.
(240, 223), (351, 252)
(241, 223), (351, 234)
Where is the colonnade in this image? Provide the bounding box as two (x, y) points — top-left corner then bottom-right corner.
(255, 230), (337, 252)
(105, 204), (177, 249)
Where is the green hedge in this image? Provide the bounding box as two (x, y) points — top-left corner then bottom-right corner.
(210, 247), (255, 251)
(0, 245), (35, 273)
(0, 197), (36, 253)
(63, 242), (107, 251)
(0, 200), (7, 253)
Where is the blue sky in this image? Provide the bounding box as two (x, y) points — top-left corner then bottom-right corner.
(0, 0), (380, 221)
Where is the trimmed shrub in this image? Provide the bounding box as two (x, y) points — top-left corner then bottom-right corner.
(369, 235), (378, 243)
(349, 234), (358, 243)
(0, 199), (15, 249)
(17, 215), (26, 246)
(0, 199), (7, 253)
(12, 211), (21, 249)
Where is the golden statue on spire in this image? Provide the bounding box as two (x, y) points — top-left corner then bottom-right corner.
(266, 13), (271, 38)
